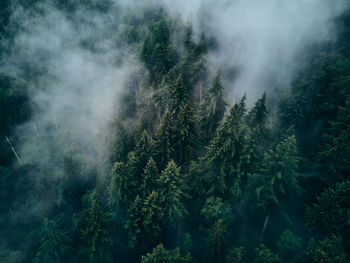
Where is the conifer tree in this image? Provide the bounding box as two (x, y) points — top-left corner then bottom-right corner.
(209, 219), (228, 263)
(33, 217), (71, 263)
(141, 244), (192, 263)
(140, 157), (160, 197)
(107, 162), (129, 209)
(317, 98), (350, 183)
(246, 92), (268, 129)
(77, 195), (112, 263)
(199, 70), (227, 142)
(158, 160), (187, 222)
(175, 103), (197, 166)
(155, 110), (175, 169)
(205, 98), (248, 195)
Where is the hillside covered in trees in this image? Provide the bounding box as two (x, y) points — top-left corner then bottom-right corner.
(1, 1), (350, 263)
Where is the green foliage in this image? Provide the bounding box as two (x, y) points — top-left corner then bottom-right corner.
(246, 92), (268, 129)
(141, 18), (177, 83)
(209, 219), (228, 263)
(155, 110), (175, 169)
(304, 235), (349, 263)
(158, 160), (187, 221)
(253, 244), (280, 263)
(205, 97), (248, 195)
(199, 70), (227, 141)
(33, 217), (71, 263)
(276, 230), (303, 261)
(140, 157), (160, 197)
(77, 194), (112, 262)
(316, 98), (350, 182)
(141, 244), (192, 263)
(225, 247), (247, 263)
(305, 180), (350, 237)
(253, 134), (300, 211)
(107, 162), (129, 208)
(200, 196), (234, 225)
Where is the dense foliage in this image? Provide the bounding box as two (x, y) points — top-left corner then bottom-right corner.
(0, 1), (350, 263)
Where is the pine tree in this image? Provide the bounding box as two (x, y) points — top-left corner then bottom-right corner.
(199, 70), (227, 142)
(107, 162), (129, 209)
(141, 244), (192, 263)
(205, 97), (248, 195)
(174, 103), (197, 166)
(127, 130), (154, 194)
(246, 92), (268, 129)
(140, 157), (160, 197)
(33, 217), (71, 263)
(254, 134), (300, 211)
(158, 160), (187, 222)
(316, 98), (350, 183)
(141, 191), (165, 248)
(170, 75), (189, 114)
(155, 110), (175, 170)
(126, 195), (144, 249)
(209, 219), (228, 263)
(77, 195), (112, 263)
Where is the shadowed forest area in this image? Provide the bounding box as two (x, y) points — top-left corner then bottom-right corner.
(0, 1), (350, 262)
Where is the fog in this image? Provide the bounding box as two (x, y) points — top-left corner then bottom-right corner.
(0, 0), (348, 222)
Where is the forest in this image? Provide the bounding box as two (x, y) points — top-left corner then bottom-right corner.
(0, 0), (350, 262)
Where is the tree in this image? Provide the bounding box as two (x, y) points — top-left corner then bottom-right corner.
(305, 180), (350, 239)
(33, 217), (71, 263)
(77, 194), (112, 262)
(199, 70), (227, 142)
(304, 235), (349, 263)
(126, 191), (164, 251)
(174, 103), (197, 166)
(141, 18), (177, 83)
(155, 110), (175, 170)
(141, 244), (192, 263)
(246, 92), (268, 129)
(200, 196), (234, 226)
(170, 75), (189, 114)
(316, 98), (350, 183)
(276, 230), (303, 262)
(127, 130), (154, 190)
(253, 244), (280, 263)
(107, 162), (129, 209)
(253, 134), (300, 211)
(158, 160), (187, 222)
(140, 157), (160, 197)
(225, 247), (247, 263)
(209, 219), (228, 263)
(205, 97), (247, 195)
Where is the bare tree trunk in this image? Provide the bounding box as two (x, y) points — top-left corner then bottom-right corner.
(5, 136), (22, 165)
(260, 214), (270, 243)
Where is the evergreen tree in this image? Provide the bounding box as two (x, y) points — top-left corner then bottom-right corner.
(253, 244), (280, 263)
(158, 160), (187, 222)
(107, 162), (129, 209)
(246, 92), (268, 129)
(316, 98), (350, 183)
(155, 110), (175, 170)
(199, 70), (227, 142)
(253, 134), (300, 211)
(141, 18), (177, 83)
(174, 103), (197, 166)
(77, 195), (112, 262)
(33, 217), (71, 263)
(140, 157), (160, 197)
(305, 180), (350, 240)
(209, 219), (228, 263)
(141, 244), (192, 263)
(205, 98), (248, 195)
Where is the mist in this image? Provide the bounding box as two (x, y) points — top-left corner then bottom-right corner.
(0, 0), (349, 261)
